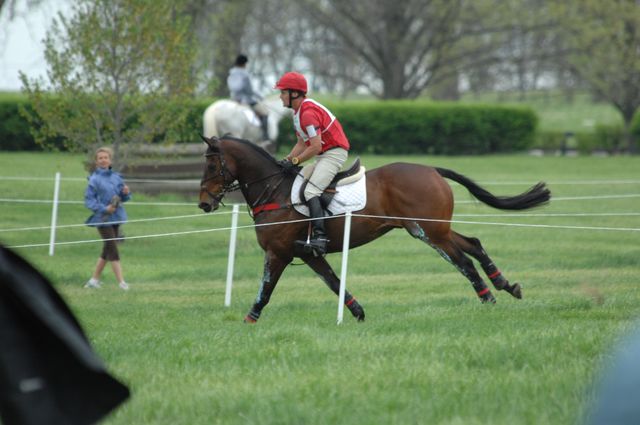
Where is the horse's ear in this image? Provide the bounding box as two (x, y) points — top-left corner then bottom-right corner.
(200, 135), (219, 151)
(200, 134), (212, 147)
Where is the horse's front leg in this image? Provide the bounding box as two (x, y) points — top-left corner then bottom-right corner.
(244, 251), (291, 323)
(302, 254), (365, 321)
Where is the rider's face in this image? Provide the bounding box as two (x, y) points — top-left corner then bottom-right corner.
(279, 90), (290, 105)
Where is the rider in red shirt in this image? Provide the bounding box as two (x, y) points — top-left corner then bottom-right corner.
(275, 72), (350, 255)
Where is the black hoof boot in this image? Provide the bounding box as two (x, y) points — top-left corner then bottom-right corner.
(346, 298), (365, 321)
(505, 282), (522, 299)
(479, 291), (496, 304)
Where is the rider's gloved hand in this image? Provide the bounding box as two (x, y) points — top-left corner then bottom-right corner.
(278, 159), (297, 174)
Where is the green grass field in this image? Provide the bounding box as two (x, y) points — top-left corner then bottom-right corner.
(1, 151), (639, 425)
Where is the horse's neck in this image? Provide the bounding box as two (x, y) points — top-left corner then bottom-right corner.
(228, 144), (278, 183)
(226, 144), (288, 205)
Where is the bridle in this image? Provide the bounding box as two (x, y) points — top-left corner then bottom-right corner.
(201, 151), (240, 207)
(201, 148), (289, 210)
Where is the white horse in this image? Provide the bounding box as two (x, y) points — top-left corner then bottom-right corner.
(203, 96), (290, 153)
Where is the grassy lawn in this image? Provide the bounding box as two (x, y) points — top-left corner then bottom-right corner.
(1, 151), (639, 424)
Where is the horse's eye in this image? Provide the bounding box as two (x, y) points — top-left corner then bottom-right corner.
(208, 163), (217, 172)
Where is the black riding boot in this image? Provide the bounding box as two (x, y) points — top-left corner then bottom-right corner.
(306, 196), (328, 255)
(259, 115), (270, 141)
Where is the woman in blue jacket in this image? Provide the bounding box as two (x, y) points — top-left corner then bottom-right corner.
(84, 147), (131, 290)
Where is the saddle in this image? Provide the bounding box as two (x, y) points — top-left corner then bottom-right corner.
(241, 107), (262, 127)
(299, 157), (364, 209)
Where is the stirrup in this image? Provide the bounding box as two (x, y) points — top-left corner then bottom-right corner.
(295, 236), (328, 256)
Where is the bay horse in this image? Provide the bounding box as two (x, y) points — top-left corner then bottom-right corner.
(198, 136), (550, 323)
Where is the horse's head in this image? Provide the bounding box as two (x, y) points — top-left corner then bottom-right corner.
(198, 136), (235, 213)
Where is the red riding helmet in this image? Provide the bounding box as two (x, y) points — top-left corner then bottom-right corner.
(274, 72), (308, 93)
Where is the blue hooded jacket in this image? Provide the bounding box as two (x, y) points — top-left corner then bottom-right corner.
(84, 167), (131, 227)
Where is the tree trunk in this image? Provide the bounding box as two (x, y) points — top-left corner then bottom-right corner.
(211, 0), (252, 98)
(430, 72), (460, 101)
(622, 113), (638, 155)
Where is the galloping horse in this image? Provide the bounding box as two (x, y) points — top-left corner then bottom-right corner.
(202, 96), (290, 152)
(198, 136), (551, 323)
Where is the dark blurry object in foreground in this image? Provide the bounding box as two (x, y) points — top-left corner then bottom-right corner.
(0, 245), (129, 425)
(587, 323), (640, 425)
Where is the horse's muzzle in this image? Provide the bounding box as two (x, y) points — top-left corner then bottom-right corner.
(199, 188), (223, 213)
(198, 199), (223, 213)
(198, 202), (213, 213)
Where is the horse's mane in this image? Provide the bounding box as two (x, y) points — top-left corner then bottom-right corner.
(219, 135), (279, 165)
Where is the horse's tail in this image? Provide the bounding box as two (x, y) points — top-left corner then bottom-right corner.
(435, 167), (551, 210)
(202, 104), (219, 138)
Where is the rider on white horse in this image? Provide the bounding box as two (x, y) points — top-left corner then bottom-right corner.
(227, 54), (270, 142)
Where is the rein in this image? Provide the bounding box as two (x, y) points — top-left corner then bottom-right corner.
(203, 149), (295, 216)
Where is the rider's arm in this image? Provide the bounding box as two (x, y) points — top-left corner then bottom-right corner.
(288, 112), (322, 164)
(286, 137), (307, 160)
(291, 135), (322, 164)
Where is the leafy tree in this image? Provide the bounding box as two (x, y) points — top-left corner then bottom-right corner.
(20, 0), (196, 164)
(183, 0), (252, 97)
(291, 0), (527, 99)
(210, 0), (252, 97)
(556, 0), (640, 153)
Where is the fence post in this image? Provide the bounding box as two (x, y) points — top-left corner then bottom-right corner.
(337, 211), (352, 324)
(48, 172), (61, 256)
(225, 203), (240, 306)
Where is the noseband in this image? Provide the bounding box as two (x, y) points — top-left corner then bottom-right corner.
(201, 151), (239, 205)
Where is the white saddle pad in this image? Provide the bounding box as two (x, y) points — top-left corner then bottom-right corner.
(242, 109), (261, 127)
(291, 173), (367, 217)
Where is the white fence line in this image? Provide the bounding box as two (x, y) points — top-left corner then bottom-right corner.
(0, 212), (235, 233)
(5, 215), (317, 249)
(3, 210), (639, 234)
(0, 198), (198, 206)
(0, 176), (200, 184)
(5, 208), (640, 249)
(2, 175), (640, 185)
(3, 193), (640, 207)
(6, 210), (640, 248)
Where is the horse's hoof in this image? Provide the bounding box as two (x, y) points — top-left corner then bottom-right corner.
(480, 292), (497, 304)
(347, 300), (365, 321)
(243, 315), (257, 323)
(509, 283), (523, 299)
(353, 310), (365, 322)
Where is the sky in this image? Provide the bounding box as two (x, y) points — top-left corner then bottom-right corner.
(0, 1), (70, 91)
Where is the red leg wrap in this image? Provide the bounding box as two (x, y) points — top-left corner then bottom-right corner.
(477, 288), (490, 297)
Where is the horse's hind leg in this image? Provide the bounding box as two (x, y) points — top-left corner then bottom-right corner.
(451, 231), (522, 299)
(302, 254), (365, 321)
(405, 222), (496, 303)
